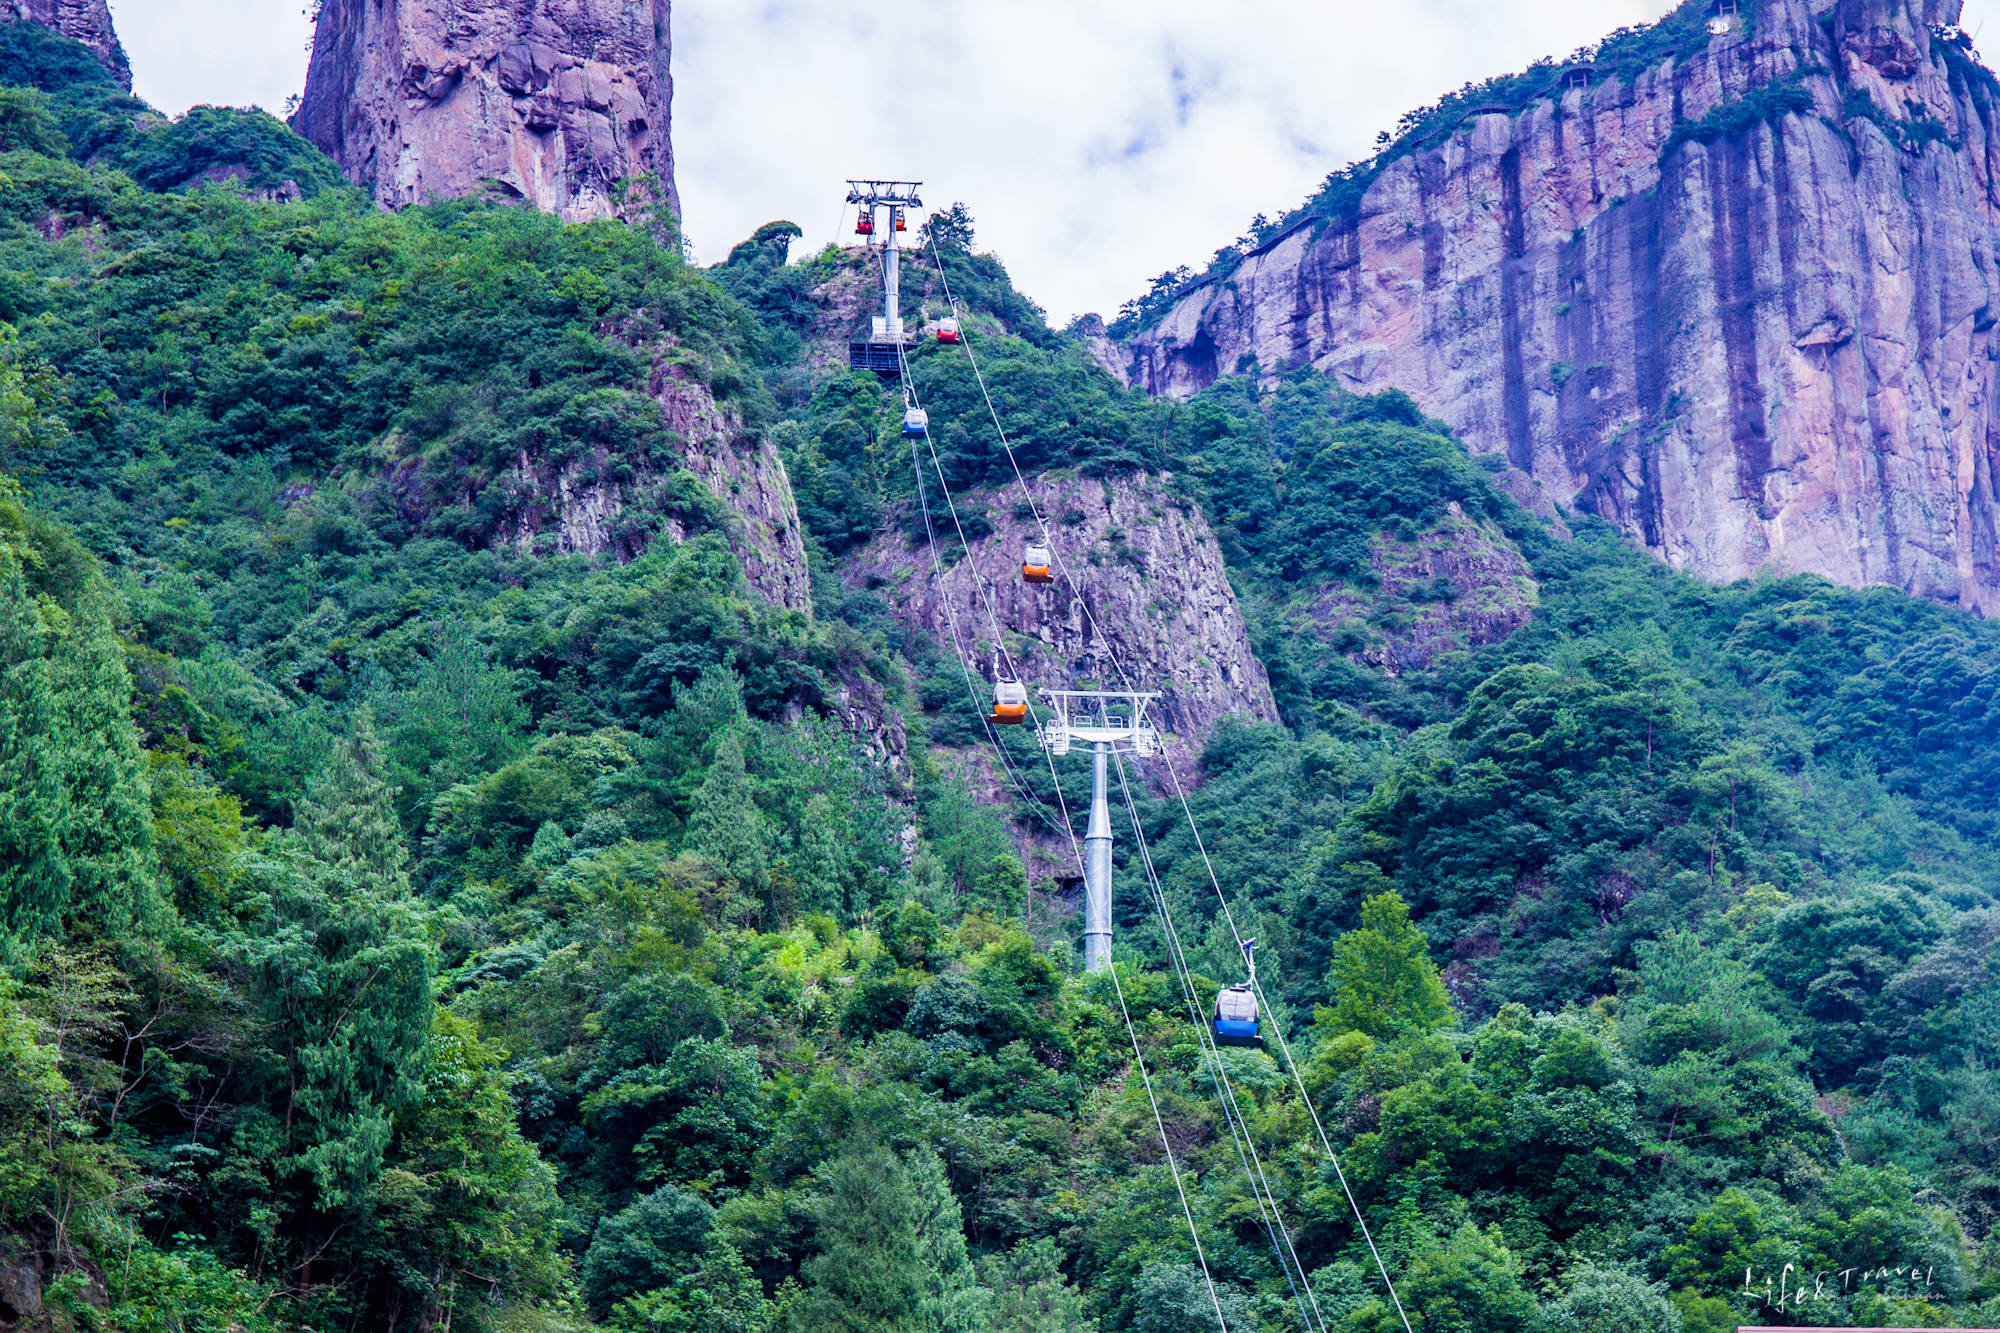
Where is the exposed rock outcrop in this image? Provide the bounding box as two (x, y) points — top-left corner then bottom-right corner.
(650, 365), (813, 614)
(0, 0), (127, 88)
(294, 0), (677, 224)
(1130, 0), (2000, 616)
(1073, 314), (1131, 388)
(846, 473), (1279, 775)
(1305, 502), (1540, 675)
(389, 351), (809, 614)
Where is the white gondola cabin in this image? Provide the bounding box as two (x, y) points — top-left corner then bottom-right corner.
(1212, 937), (1262, 1047)
(989, 680), (1029, 725)
(902, 407), (930, 439)
(1212, 985), (1261, 1047)
(1022, 542), (1054, 585)
(937, 317), (962, 345)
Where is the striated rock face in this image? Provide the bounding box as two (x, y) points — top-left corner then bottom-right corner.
(294, 0), (677, 224)
(0, 0), (127, 87)
(845, 473), (1279, 775)
(1073, 314), (1131, 388)
(1130, 0), (2000, 615)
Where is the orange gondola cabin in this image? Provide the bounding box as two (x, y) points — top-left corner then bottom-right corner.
(1022, 542), (1054, 585)
(989, 680), (1029, 725)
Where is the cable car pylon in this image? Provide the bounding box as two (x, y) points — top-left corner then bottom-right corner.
(847, 178), (922, 378)
(1039, 689), (1161, 972)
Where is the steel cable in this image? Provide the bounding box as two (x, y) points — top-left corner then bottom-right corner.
(924, 238), (1418, 1333)
(869, 235), (1233, 1330)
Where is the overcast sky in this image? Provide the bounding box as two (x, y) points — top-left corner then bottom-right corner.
(106, 0), (2000, 323)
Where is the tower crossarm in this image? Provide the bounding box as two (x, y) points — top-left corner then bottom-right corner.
(846, 179), (924, 209)
(1038, 689), (1162, 758)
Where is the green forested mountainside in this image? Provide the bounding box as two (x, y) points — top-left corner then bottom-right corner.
(2, 22), (1999, 1333)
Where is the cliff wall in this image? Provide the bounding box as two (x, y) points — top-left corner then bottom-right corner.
(1130, 0), (2000, 615)
(294, 0), (677, 224)
(846, 473), (1279, 775)
(0, 0), (127, 87)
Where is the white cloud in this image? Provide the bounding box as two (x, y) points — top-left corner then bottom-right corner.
(672, 0), (1667, 321)
(109, 0), (313, 120)
(98, 0), (2000, 323)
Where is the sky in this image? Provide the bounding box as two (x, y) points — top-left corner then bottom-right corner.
(106, 0), (2000, 324)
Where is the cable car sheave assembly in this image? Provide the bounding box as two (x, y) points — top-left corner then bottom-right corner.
(855, 176), (1416, 1333)
(1037, 688), (1161, 973)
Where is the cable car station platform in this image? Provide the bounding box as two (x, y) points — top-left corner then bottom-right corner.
(848, 339), (910, 377)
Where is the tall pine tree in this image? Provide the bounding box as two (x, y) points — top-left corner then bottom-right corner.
(239, 709), (433, 1288)
(791, 1144), (927, 1333)
(789, 1143), (985, 1333)
(685, 729), (770, 914)
(1321, 891), (1452, 1041)
(0, 479), (163, 952)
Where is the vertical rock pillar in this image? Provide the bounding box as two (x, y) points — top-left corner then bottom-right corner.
(294, 0), (678, 225)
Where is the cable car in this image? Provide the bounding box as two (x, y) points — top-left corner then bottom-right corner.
(937, 317), (962, 346)
(1211, 939), (1262, 1048)
(989, 680), (1029, 725)
(894, 214), (908, 232)
(1213, 986), (1261, 1047)
(856, 214), (875, 237)
(902, 407), (929, 439)
(1022, 542), (1054, 585)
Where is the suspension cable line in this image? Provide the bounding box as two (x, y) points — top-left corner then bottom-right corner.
(902, 305), (1303, 1333)
(1154, 762), (1420, 1333)
(923, 237), (1418, 1333)
(871, 233), (1232, 1333)
(870, 238), (1084, 846)
(905, 427), (1071, 843)
(1115, 752), (1329, 1333)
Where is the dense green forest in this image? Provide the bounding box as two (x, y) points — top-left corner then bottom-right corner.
(2, 19), (1999, 1333)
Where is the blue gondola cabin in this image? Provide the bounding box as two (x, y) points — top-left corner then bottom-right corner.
(1213, 985), (1261, 1047)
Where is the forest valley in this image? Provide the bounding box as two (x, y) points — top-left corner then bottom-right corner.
(2, 17), (2000, 1333)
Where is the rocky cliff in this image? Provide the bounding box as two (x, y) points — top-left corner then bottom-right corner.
(294, 0), (677, 224)
(387, 344), (810, 615)
(846, 473), (1279, 775)
(0, 0), (126, 87)
(1130, 0), (2000, 616)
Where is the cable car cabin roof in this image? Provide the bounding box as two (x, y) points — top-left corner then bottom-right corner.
(1214, 986), (1258, 1024)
